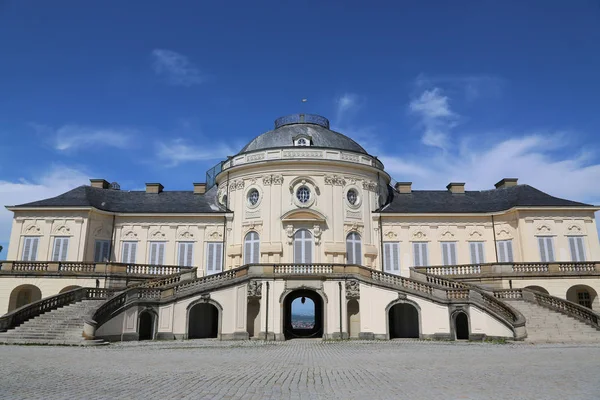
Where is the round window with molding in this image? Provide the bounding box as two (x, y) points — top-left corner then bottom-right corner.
(296, 186), (311, 204)
(246, 187), (262, 209)
(345, 187), (361, 209)
(290, 178), (318, 208)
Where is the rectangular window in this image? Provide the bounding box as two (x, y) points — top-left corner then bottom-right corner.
(121, 241), (137, 264)
(52, 237), (69, 261)
(148, 242), (166, 265)
(568, 236), (586, 262)
(412, 242), (429, 267)
(94, 240), (111, 262)
(441, 242), (457, 266)
(537, 236), (555, 262)
(383, 242), (400, 274)
(178, 242), (194, 267)
(497, 240), (514, 263)
(469, 242), (485, 264)
(21, 237), (39, 261)
(206, 242), (223, 275)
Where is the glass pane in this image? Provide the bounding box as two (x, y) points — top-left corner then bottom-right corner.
(291, 297), (315, 329)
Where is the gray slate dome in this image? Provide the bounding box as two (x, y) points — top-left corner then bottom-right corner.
(238, 114), (368, 155)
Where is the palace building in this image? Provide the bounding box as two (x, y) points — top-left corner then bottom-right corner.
(1, 113), (599, 344)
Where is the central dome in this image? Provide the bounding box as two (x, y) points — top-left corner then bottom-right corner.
(238, 114), (368, 155)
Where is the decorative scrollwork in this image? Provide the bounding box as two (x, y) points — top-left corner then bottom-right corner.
(345, 280), (360, 299)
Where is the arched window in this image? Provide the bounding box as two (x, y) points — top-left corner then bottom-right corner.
(294, 229), (313, 264)
(244, 231), (260, 264)
(346, 232), (362, 265)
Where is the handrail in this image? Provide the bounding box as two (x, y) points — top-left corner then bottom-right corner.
(0, 287), (114, 332)
(413, 261), (600, 277)
(0, 261), (194, 276)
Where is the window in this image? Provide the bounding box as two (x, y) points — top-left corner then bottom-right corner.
(149, 242), (166, 265)
(94, 240), (111, 262)
(497, 240), (513, 263)
(121, 241), (137, 264)
(383, 242), (400, 274)
(296, 138), (309, 146)
(346, 232), (362, 265)
(21, 237), (39, 261)
(244, 232), (260, 264)
(568, 236), (586, 262)
(247, 189), (260, 206)
(441, 242), (457, 266)
(296, 186), (311, 204)
(578, 291), (592, 308)
(347, 189), (358, 205)
(413, 242), (429, 267)
(52, 237), (69, 262)
(206, 242), (223, 274)
(469, 242), (485, 264)
(537, 236), (555, 262)
(293, 229), (313, 264)
(178, 242), (194, 267)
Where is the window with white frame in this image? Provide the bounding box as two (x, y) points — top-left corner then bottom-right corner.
(346, 232), (362, 265)
(206, 242), (223, 275)
(383, 242), (400, 274)
(537, 236), (555, 262)
(121, 241), (137, 264)
(52, 237), (69, 262)
(148, 242), (166, 265)
(441, 242), (457, 266)
(497, 240), (513, 262)
(21, 237), (39, 261)
(413, 242), (429, 267)
(568, 236), (586, 262)
(244, 231), (260, 264)
(177, 242), (194, 267)
(293, 229), (313, 264)
(469, 242), (485, 264)
(94, 240), (111, 262)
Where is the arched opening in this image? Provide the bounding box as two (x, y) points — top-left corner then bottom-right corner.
(346, 232), (362, 265)
(454, 312), (469, 340)
(283, 289), (323, 339)
(244, 231), (260, 264)
(59, 285), (81, 294)
(8, 284), (42, 313)
(524, 285), (549, 294)
(293, 229), (313, 264)
(247, 299), (261, 338)
(188, 303), (219, 339)
(138, 311), (154, 341)
(347, 299), (360, 338)
(388, 303), (419, 339)
(566, 285), (598, 310)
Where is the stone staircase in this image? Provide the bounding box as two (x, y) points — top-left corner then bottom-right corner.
(508, 300), (600, 343)
(0, 300), (106, 346)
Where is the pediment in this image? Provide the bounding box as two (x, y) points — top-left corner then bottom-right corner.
(281, 208), (326, 222)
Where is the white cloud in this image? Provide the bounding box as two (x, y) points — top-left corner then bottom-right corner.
(156, 139), (233, 167)
(0, 166), (90, 252)
(54, 124), (134, 151)
(415, 73), (505, 101)
(409, 88), (458, 150)
(335, 93), (362, 124)
(152, 49), (204, 86)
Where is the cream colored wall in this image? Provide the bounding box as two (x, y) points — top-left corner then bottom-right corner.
(503, 277), (600, 305)
(469, 306), (514, 338)
(0, 277), (104, 314)
(95, 312), (124, 338)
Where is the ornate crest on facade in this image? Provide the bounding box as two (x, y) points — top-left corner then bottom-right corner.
(384, 230), (397, 239)
(286, 224), (294, 244)
(122, 229), (138, 240)
(247, 280), (262, 299)
(52, 224), (72, 236)
(345, 280), (360, 299)
(24, 224), (42, 235)
(324, 175), (346, 186)
(362, 181), (378, 192)
(313, 224), (322, 245)
(566, 223), (584, 235)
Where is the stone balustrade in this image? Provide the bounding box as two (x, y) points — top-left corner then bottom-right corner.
(413, 261), (600, 278)
(274, 264), (334, 275)
(0, 261), (193, 277)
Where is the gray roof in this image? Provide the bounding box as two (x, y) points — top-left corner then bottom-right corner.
(10, 185), (227, 213)
(239, 117), (368, 155)
(380, 184), (594, 213)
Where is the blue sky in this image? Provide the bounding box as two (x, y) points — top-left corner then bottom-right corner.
(1, 1), (600, 257)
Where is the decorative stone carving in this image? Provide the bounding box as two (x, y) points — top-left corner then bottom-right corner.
(243, 221), (263, 235)
(122, 229), (138, 240)
(439, 230), (455, 240)
(341, 153), (360, 162)
(313, 224), (322, 245)
(324, 175), (346, 186)
(205, 226), (224, 241)
(236, 180), (245, 190)
(468, 230), (484, 239)
(263, 175), (272, 186)
(93, 225), (111, 239)
(24, 224), (42, 235)
(397, 292), (407, 300)
(149, 229), (166, 239)
(566, 223), (584, 235)
(495, 228), (512, 240)
(286, 224), (294, 244)
(247, 281), (262, 299)
(247, 153), (265, 162)
(384, 231), (397, 239)
(272, 175), (284, 185)
(362, 181), (377, 192)
(346, 209), (362, 219)
(345, 280), (360, 299)
(177, 228), (195, 240)
(412, 230), (427, 240)
(344, 222), (364, 235)
(282, 150), (323, 158)
(52, 225), (72, 236)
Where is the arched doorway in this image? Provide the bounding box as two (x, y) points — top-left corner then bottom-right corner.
(283, 290), (323, 339)
(8, 284), (42, 312)
(59, 285), (81, 294)
(524, 285), (549, 294)
(188, 303), (219, 339)
(388, 303), (419, 339)
(454, 312), (469, 340)
(347, 299), (360, 338)
(138, 311), (154, 341)
(247, 299), (261, 338)
(566, 285), (598, 310)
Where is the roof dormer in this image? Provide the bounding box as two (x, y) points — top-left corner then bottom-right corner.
(293, 134), (312, 147)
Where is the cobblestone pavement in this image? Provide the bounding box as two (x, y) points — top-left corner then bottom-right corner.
(1, 340), (599, 400)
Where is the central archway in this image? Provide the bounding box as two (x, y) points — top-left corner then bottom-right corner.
(283, 290), (324, 339)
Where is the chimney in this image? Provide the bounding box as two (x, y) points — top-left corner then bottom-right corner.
(193, 183), (206, 194)
(394, 182), (412, 194)
(495, 178), (518, 189)
(145, 183), (164, 194)
(446, 182), (465, 194)
(90, 179), (109, 189)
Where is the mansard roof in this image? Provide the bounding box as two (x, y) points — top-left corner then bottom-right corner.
(380, 184), (595, 214)
(11, 185), (226, 214)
